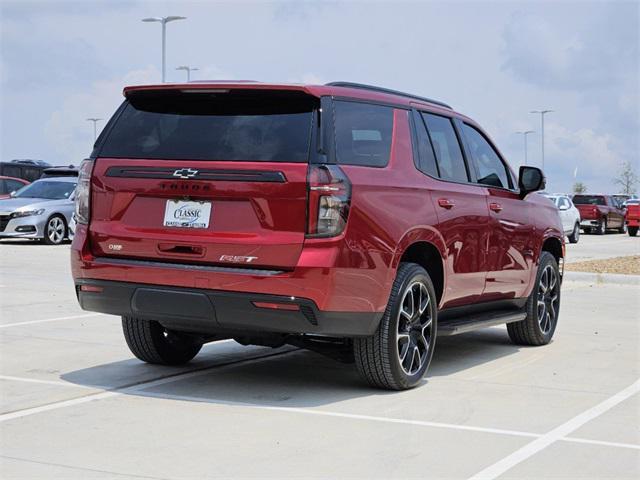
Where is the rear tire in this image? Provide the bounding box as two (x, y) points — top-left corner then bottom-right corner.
(596, 218), (606, 235)
(354, 262), (437, 390)
(629, 226), (638, 237)
(568, 223), (580, 243)
(122, 316), (202, 365)
(507, 252), (560, 346)
(619, 222), (627, 234)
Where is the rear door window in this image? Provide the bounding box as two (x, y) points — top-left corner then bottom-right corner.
(460, 123), (512, 189)
(421, 113), (469, 183)
(333, 101), (393, 167)
(98, 90), (316, 162)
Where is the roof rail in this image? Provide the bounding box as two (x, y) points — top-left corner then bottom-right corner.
(326, 82), (452, 109)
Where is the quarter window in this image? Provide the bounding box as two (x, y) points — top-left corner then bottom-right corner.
(412, 112), (439, 177)
(421, 113), (468, 183)
(461, 123), (511, 189)
(334, 101), (394, 167)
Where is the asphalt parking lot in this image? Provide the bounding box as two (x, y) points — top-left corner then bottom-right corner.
(1, 235), (639, 479)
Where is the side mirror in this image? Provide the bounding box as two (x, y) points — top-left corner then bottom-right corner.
(9, 191), (16, 198)
(559, 203), (569, 211)
(518, 166), (545, 199)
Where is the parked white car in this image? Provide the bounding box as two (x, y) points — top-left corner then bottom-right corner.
(545, 194), (581, 243)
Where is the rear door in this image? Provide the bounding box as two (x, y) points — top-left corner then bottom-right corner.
(458, 121), (535, 301)
(413, 111), (490, 307)
(89, 88), (317, 270)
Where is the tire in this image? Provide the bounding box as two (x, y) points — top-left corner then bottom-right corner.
(568, 223), (580, 243)
(619, 222), (627, 234)
(507, 251), (560, 346)
(354, 262), (437, 390)
(596, 218), (606, 235)
(122, 316), (202, 365)
(42, 214), (67, 245)
(629, 226), (638, 237)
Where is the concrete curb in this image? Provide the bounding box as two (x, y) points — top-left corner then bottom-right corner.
(563, 271), (640, 286)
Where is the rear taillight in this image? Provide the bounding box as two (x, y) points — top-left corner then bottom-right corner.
(75, 159), (94, 224)
(307, 165), (351, 237)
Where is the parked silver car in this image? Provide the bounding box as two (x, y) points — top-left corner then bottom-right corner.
(0, 177), (77, 244)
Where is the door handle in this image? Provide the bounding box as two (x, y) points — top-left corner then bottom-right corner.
(438, 198), (455, 209)
(489, 202), (503, 213)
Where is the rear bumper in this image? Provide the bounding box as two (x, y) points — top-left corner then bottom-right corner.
(75, 279), (382, 337)
(580, 219), (600, 227)
(626, 219), (639, 227)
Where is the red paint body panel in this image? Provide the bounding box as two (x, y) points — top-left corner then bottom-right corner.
(71, 81), (564, 322)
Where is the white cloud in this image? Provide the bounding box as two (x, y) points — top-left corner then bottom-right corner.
(44, 65), (160, 164)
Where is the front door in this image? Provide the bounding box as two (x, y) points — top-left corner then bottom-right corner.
(457, 121), (534, 301)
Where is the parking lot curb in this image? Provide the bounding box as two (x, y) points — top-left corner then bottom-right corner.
(564, 271), (640, 286)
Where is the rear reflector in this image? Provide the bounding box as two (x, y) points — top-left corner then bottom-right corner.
(252, 301), (300, 311)
(80, 285), (103, 293)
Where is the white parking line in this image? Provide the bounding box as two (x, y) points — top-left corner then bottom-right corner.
(468, 378), (640, 479)
(562, 436), (640, 451)
(0, 313), (103, 329)
(2, 369), (638, 454)
(0, 375), (98, 389)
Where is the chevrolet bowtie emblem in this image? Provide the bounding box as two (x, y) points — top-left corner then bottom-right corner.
(172, 168), (199, 179)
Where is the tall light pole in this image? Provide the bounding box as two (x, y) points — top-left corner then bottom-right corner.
(530, 110), (553, 171)
(142, 16), (187, 82)
(86, 118), (102, 142)
(176, 65), (199, 82)
(515, 130), (535, 166)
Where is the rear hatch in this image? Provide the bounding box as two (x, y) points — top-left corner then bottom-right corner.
(89, 88), (318, 270)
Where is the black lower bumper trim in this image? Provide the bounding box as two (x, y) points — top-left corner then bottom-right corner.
(75, 279), (382, 337)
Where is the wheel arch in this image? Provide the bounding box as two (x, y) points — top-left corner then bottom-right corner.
(392, 230), (446, 306)
(541, 235), (564, 266)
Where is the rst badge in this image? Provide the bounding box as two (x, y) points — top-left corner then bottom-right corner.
(219, 255), (258, 264)
(163, 200), (211, 228)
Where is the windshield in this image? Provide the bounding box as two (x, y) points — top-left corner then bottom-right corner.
(573, 195), (605, 206)
(98, 90), (316, 162)
(13, 180), (76, 200)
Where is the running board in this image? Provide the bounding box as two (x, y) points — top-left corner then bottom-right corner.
(438, 310), (526, 336)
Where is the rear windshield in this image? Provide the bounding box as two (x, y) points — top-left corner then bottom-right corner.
(98, 90), (316, 162)
(573, 195), (605, 206)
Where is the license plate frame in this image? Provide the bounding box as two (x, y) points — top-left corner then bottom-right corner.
(163, 200), (212, 229)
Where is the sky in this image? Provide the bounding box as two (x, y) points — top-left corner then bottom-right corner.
(0, 0), (638, 194)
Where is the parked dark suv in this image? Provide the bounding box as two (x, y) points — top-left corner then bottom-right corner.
(71, 81), (564, 390)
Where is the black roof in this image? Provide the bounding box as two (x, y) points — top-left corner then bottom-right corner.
(326, 82), (452, 109)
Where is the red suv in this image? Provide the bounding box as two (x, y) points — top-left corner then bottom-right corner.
(71, 82), (564, 390)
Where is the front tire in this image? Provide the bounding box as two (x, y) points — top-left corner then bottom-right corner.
(507, 252), (560, 346)
(122, 316), (203, 365)
(43, 215), (67, 245)
(568, 223), (580, 243)
(629, 226), (638, 237)
(354, 262), (437, 390)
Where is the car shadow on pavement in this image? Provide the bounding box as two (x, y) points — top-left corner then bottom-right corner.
(62, 327), (522, 409)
